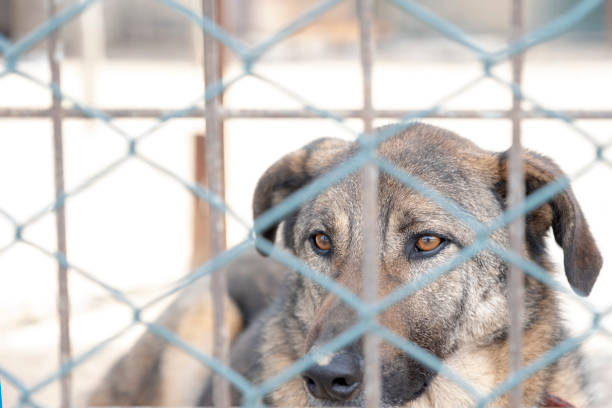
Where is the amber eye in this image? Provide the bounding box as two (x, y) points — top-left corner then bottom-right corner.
(312, 232), (332, 253)
(415, 235), (442, 252)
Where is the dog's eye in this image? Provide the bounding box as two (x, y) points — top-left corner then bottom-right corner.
(415, 236), (443, 252)
(311, 232), (332, 254)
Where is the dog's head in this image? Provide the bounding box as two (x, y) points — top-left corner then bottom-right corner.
(252, 123), (602, 406)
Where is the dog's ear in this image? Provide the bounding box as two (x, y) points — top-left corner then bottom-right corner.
(252, 138), (350, 256)
(496, 151), (602, 296)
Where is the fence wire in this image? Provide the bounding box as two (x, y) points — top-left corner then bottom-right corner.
(0, 0), (611, 407)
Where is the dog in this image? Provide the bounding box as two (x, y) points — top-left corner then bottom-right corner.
(89, 123), (602, 407)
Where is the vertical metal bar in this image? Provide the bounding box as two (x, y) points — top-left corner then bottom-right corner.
(358, 0), (374, 134)
(607, 1), (612, 46)
(508, 0), (525, 407)
(358, 1), (380, 407)
(361, 155), (381, 408)
(47, 1), (72, 407)
(202, 1), (229, 407)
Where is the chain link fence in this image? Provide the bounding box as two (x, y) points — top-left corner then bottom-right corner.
(0, 0), (611, 407)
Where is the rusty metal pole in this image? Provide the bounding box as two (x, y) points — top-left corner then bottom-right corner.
(358, 0), (374, 135)
(191, 134), (212, 269)
(202, 0), (229, 407)
(47, 1), (72, 407)
(358, 1), (381, 407)
(3, 107), (612, 120)
(508, 0), (525, 407)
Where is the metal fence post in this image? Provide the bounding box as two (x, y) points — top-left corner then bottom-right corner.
(508, 0), (525, 406)
(47, 1), (72, 407)
(358, 0), (381, 407)
(202, 0), (230, 407)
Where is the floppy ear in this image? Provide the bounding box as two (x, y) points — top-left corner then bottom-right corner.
(496, 151), (602, 296)
(252, 138), (350, 256)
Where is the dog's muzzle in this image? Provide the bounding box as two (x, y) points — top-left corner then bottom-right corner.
(301, 347), (436, 406)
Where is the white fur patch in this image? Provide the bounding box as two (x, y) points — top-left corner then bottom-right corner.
(316, 352), (335, 366)
(310, 346), (335, 366)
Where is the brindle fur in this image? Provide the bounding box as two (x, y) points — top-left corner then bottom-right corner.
(90, 123), (602, 407)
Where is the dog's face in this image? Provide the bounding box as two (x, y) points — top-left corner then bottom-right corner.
(252, 124), (602, 406)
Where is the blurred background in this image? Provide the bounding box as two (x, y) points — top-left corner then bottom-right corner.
(0, 0), (611, 406)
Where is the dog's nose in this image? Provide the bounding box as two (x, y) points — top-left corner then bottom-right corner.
(302, 352), (362, 401)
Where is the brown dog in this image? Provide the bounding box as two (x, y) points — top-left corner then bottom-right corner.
(91, 123), (602, 407)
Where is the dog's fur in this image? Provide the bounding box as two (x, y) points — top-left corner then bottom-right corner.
(90, 123), (602, 407)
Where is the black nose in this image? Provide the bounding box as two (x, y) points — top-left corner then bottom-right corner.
(302, 352), (363, 401)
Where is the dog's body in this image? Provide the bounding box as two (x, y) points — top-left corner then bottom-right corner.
(90, 124), (602, 407)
